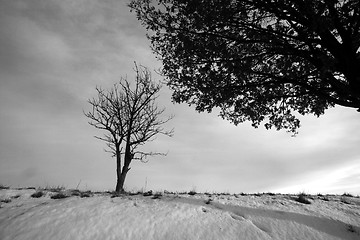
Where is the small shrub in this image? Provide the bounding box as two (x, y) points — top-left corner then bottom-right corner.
(143, 190), (153, 197)
(177, 191), (187, 195)
(31, 191), (44, 198)
(152, 192), (162, 199)
(188, 190), (197, 196)
(1, 199), (11, 203)
(296, 192), (311, 204)
(205, 199), (212, 204)
(51, 193), (68, 199)
(342, 192), (354, 197)
(80, 191), (92, 198)
(321, 196), (330, 201)
(70, 189), (81, 196)
(0, 184), (10, 190)
(220, 192), (230, 196)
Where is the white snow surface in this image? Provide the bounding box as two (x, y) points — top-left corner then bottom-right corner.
(1, 189), (360, 240)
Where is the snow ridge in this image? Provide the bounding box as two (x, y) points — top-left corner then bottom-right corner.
(1, 189), (359, 240)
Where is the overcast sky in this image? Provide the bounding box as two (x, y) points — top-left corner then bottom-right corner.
(1, 0), (359, 195)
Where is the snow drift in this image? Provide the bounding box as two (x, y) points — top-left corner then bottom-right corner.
(1, 189), (359, 240)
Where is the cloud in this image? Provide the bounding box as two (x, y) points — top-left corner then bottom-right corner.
(0, 14), (73, 76)
(272, 159), (360, 194)
(0, 0), (359, 194)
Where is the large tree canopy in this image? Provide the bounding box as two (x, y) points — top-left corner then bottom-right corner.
(129, 0), (360, 133)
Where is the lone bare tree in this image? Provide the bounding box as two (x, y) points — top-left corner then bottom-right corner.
(85, 65), (173, 192)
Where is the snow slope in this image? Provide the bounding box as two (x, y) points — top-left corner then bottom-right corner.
(1, 189), (359, 240)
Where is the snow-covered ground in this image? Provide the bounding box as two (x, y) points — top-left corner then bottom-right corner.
(1, 189), (359, 240)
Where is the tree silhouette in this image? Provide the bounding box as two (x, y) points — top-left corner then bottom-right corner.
(129, 0), (360, 133)
(85, 65), (173, 192)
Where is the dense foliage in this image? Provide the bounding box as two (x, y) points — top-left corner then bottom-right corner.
(130, 0), (360, 133)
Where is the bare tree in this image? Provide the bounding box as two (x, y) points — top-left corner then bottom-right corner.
(85, 64), (173, 193)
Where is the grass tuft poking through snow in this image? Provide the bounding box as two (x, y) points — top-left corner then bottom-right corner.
(295, 192), (311, 204)
(50, 193), (68, 199)
(31, 191), (44, 198)
(0, 185), (10, 190)
(151, 192), (162, 199)
(188, 190), (197, 196)
(0, 199), (11, 203)
(142, 190), (153, 196)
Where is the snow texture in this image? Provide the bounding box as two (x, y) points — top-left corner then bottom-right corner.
(1, 189), (360, 240)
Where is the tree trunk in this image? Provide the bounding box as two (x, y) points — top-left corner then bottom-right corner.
(115, 147), (123, 193)
(116, 168), (129, 193)
(115, 146), (131, 193)
(115, 175), (123, 193)
(115, 132), (133, 192)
